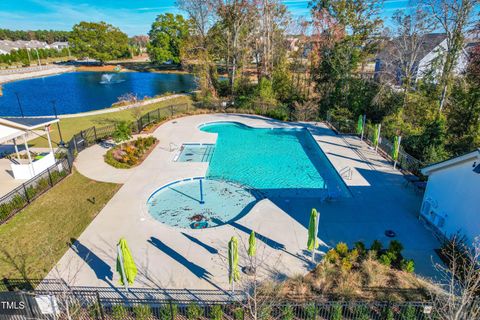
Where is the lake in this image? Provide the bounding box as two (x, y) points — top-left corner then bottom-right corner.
(0, 71), (196, 116)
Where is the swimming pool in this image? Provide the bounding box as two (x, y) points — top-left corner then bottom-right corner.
(147, 121), (349, 229)
(147, 177), (260, 228)
(200, 122), (349, 198)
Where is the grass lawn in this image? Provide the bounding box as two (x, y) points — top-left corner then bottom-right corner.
(0, 170), (121, 280)
(30, 95), (193, 148)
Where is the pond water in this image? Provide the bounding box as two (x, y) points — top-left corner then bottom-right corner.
(0, 71), (196, 116)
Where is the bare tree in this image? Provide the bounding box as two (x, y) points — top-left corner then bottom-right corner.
(423, 0), (478, 111)
(293, 100), (318, 121)
(383, 7), (436, 109)
(430, 236), (480, 320)
(177, 0), (218, 98)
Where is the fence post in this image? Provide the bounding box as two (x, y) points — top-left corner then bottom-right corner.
(47, 168), (53, 186)
(96, 291), (105, 320)
(93, 126), (98, 141)
(157, 108), (161, 120)
(170, 106), (174, 117)
(72, 136), (78, 154)
(22, 184), (30, 203)
(147, 111), (150, 124)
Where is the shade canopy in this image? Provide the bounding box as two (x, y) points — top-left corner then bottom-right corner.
(0, 117), (59, 144)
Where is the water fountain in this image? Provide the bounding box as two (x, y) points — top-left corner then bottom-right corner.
(100, 73), (115, 84)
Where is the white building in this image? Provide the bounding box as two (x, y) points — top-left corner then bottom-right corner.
(420, 149), (480, 244)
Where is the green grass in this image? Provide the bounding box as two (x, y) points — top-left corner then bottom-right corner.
(0, 170), (121, 279)
(30, 95), (193, 148)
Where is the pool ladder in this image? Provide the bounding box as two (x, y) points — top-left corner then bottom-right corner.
(339, 166), (353, 180)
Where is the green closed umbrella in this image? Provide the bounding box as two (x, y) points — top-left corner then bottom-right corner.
(356, 115), (363, 135)
(116, 238), (137, 290)
(392, 136), (400, 161)
(373, 124), (379, 147)
(228, 236), (240, 292)
(307, 208), (320, 262)
(248, 231), (256, 257)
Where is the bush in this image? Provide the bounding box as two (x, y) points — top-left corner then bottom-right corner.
(159, 303), (178, 320)
(104, 136), (157, 169)
(304, 303), (316, 320)
(282, 305), (294, 320)
(187, 302), (203, 320)
(210, 305), (223, 320)
(354, 241), (366, 256)
(133, 304), (152, 320)
(233, 307), (244, 320)
(388, 240), (404, 257)
(259, 305), (272, 320)
(331, 303), (343, 320)
(400, 259), (415, 273)
(264, 108), (289, 121)
(383, 307), (394, 320)
(400, 305), (416, 320)
(370, 240), (383, 253)
(111, 304), (129, 319)
(355, 305), (370, 320)
(87, 302), (102, 319)
(379, 252), (395, 267)
(112, 120), (132, 143)
(325, 249), (340, 263)
(335, 242), (349, 257)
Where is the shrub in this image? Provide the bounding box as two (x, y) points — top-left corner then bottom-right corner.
(133, 304), (152, 320)
(87, 302), (102, 319)
(341, 257), (353, 272)
(104, 136), (157, 169)
(187, 302), (203, 320)
(330, 303), (343, 320)
(325, 249), (340, 263)
(355, 305), (370, 320)
(159, 303), (178, 320)
(388, 240), (404, 257)
(111, 304), (129, 319)
(370, 240), (383, 253)
(259, 305), (272, 320)
(400, 305), (416, 320)
(335, 242), (349, 257)
(112, 120), (132, 143)
(354, 241), (366, 256)
(400, 259), (415, 273)
(379, 252), (394, 267)
(210, 305), (223, 320)
(383, 307), (394, 320)
(233, 307), (244, 320)
(282, 305), (294, 320)
(304, 303), (316, 320)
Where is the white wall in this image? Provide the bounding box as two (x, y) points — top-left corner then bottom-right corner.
(421, 158), (480, 243)
(11, 153), (55, 180)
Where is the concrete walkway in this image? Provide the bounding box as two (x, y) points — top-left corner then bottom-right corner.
(52, 114), (441, 290)
(0, 65), (74, 84)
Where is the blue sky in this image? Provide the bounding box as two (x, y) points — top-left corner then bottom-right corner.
(0, 0), (412, 36)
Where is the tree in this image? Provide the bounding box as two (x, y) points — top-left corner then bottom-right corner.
(310, 0), (383, 114)
(385, 8), (435, 109)
(215, 0), (256, 95)
(430, 236), (480, 320)
(69, 21), (129, 63)
(177, 0), (218, 99)
(147, 14), (190, 64)
(423, 0), (478, 111)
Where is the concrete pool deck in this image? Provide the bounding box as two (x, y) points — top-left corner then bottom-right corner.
(50, 114), (442, 289)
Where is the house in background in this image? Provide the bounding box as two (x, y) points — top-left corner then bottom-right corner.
(420, 149), (480, 244)
(374, 33), (478, 85)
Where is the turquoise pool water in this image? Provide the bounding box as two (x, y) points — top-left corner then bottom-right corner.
(200, 122), (349, 198)
(147, 121), (349, 229)
(147, 178), (259, 228)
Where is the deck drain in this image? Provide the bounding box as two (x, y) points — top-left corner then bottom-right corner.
(385, 230), (396, 238)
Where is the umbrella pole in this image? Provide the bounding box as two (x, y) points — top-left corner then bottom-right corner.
(117, 244), (129, 294)
(230, 241), (234, 294)
(199, 179), (205, 204)
(312, 212), (320, 262)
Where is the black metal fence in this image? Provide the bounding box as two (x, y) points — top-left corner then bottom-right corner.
(136, 103), (190, 132)
(0, 158), (70, 224)
(325, 114), (423, 175)
(0, 288), (435, 320)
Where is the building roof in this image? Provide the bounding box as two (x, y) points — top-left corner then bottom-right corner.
(421, 149), (480, 175)
(0, 124), (23, 144)
(377, 33), (447, 63)
(0, 117), (58, 131)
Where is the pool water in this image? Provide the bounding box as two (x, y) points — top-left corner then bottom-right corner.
(176, 144), (215, 162)
(147, 121), (349, 229)
(200, 122), (349, 198)
(147, 178), (259, 228)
